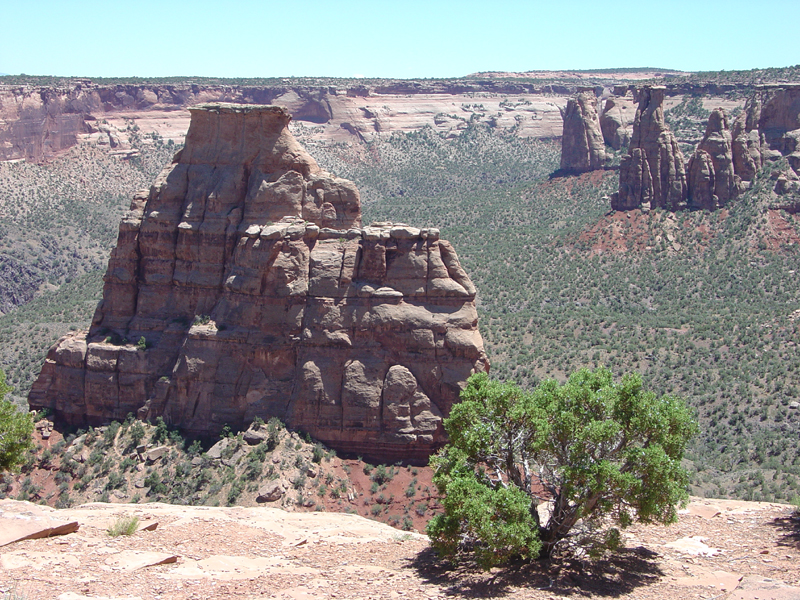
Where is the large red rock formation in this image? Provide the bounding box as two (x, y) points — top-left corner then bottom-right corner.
(28, 103), (488, 463)
(559, 92), (607, 173)
(687, 108), (737, 210)
(611, 86), (688, 211)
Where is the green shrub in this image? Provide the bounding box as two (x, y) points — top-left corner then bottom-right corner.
(0, 370), (34, 472)
(428, 368), (698, 567)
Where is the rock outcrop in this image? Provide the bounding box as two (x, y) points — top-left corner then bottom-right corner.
(611, 86), (688, 211)
(687, 108), (736, 210)
(731, 96), (764, 184)
(559, 92), (607, 172)
(28, 103), (488, 463)
(733, 84), (800, 183)
(599, 93), (635, 150)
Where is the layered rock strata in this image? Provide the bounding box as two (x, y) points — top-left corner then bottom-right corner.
(559, 92), (607, 173)
(611, 86), (688, 211)
(28, 103), (488, 463)
(687, 108), (736, 210)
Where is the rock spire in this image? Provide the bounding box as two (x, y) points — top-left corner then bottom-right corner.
(611, 86), (688, 211)
(559, 92), (607, 173)
(687, 108), (737, 210)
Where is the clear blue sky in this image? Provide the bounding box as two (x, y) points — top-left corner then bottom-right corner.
(3, 0), (798, 78)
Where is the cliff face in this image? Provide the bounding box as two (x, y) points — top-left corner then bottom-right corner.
(0, 80), (574, 162)
(28, 104), (488, 463)
(733, 85), (800, 180)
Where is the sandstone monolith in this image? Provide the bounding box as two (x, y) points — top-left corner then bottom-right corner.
(611, 86), (688, 211)
(687, 108), (736, 210)
(559, 92), (607, 172)
(29, 103), (488, 463)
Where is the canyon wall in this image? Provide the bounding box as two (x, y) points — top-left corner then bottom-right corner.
(0, 80), (578, 162)
(28, 104), (489, 463)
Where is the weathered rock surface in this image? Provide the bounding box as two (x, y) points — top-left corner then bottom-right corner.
(599, 93), (635, 150)
(28, 103), (488, 463)
(733, 84), (800, 182)
(611, 86), (688, 211)
(687, 108), (736, 210)
(2, 497), (799, 600)
(559, 91), (607, 172)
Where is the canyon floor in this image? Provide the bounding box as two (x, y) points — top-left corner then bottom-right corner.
(1, 497), (798, 600)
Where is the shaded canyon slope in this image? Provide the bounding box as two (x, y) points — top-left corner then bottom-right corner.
(28, 103), (489, 464)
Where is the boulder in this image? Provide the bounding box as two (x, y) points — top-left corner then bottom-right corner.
(611, 86), (687, 211)
(205, 438), (233, 460)
(28, 104), (488, 464)
(242, 426), (269, 445)
(256, 482), (283, 503)
(144, 445), (169, 464)
(559, 92), (607, 173)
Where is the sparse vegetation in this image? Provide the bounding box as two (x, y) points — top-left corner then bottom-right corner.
(107, 514), (139, 537)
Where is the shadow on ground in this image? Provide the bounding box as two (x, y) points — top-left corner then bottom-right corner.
(407, 545), (663, 598)
(768, 510), (800, 550)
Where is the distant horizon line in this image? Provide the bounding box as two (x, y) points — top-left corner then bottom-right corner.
(1, 65), (798, 81)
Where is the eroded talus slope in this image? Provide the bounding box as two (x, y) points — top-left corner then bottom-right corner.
(28, 103), (488, 463)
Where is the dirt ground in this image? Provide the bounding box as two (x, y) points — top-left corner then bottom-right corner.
(1, 497), (798, 600)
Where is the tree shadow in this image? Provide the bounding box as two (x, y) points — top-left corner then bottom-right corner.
(406, 545), (663, 598)
(766, 510), (800, 550)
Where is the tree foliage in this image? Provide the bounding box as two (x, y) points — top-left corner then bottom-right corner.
(427, 368), (698, 567)
(0, 368), (34, 472)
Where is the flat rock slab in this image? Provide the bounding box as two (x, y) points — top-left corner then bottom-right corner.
(683, 502), (723, 519)
(104, 550), (178, 571)
(729, 576), (800, 600)
(1, 549), (82, 570)
(0, 500), (80, 546)
(664, 535), (721, 556)
(674, 569), (743, 592)
(58, 594), (143, 600)
(136, 521), (158, 532)
(163, 554), (315, 581)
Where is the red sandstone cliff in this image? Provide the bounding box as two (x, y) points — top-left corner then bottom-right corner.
(28, 103), (488, 463)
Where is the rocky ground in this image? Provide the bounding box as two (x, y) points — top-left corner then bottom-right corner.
(0, 497), (798, 600)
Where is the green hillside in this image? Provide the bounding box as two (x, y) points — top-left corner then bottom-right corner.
(1, 110), (799, 504)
